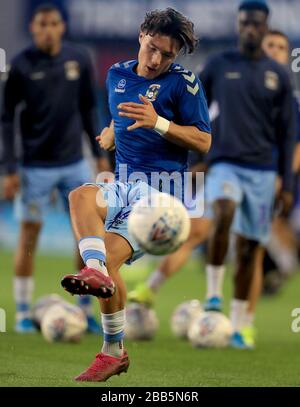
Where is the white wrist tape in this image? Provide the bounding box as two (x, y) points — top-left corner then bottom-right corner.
(154, 115), (170, 136)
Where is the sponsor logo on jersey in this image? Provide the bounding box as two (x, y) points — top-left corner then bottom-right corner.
(64, 61), (80, 80)
(145, 84), (161, 101)
(115, 78), (126, 93)
(264, 70), (279, 90)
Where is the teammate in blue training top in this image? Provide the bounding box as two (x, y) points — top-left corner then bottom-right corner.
(200, 0), (296, 347)
(0, 4), (110, 334)
(61, 8), (211, 382)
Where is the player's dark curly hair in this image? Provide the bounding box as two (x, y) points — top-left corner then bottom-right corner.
(140, 8), (198, 54)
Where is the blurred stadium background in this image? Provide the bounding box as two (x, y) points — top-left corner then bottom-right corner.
(0, 0), (300, 387)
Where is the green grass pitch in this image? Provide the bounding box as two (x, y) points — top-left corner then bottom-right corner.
(0, 250), (300, 387)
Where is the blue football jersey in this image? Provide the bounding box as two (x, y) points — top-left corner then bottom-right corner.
(106, 60), (211, 180)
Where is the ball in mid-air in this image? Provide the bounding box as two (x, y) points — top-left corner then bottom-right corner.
(128, 192), (191, 255)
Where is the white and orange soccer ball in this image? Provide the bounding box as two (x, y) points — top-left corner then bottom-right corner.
(128, 192), (191, 255)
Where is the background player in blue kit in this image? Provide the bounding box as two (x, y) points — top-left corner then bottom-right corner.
(61, 8), (211, 382)
(1, 4), (110, 334)
(201, 0), (296, 348)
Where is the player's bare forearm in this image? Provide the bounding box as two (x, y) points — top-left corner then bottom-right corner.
(164, 123), (211, 154)
(96, 120), (115, 151)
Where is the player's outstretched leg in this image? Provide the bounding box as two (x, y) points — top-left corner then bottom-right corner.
(61, 186), (115, 298)
(60, 184), (131, 381)
(128, 218), (212, 306)
(75, 233), (132, 382)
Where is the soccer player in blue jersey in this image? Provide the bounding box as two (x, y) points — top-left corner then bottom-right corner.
(128, 0), (297, 349)
(1, 4), (110, 334)
(61, 8), (211, 381)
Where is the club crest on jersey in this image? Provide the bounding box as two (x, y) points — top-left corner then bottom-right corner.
(64, 61), (80, 80)
(115, 79), (126, 93)
(145, 84), (161, 101)
(264, 71), (279, 91)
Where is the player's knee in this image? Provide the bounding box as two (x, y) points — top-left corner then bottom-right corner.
(68, 186), (83, 205)
(19, 222), (41, 252)
(238, 238), (259, 264)
(21, 220), (41, 237)
(213, 199), (235, 232)
(68, 186), (96, 208)
(21, 220), (42, 233)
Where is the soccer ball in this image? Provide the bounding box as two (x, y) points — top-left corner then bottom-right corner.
(128, 192), (191, 255)
(188, 311), (233, 348)
(32, 294), (66, 328)
(41, 302), (87, 343)
(125, 303), (159, 340)
(171, 299), (203, 339)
